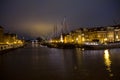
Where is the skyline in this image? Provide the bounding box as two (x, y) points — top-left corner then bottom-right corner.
(0, 0), (120, 39)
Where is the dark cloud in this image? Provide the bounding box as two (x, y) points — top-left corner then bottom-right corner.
(0, 0), (120, 38)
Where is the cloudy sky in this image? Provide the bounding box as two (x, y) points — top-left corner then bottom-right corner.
(0, 0), (120, 39)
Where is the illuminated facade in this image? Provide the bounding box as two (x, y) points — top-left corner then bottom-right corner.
(49, 25), (120, 44)
(59, 25), (120, 44)
(107, 27), (114, 42)
(63, 29), (83, 44)
(4, 33), (17, 44)
(87, 27), (107, 43)
(114, 27), (120, 41)
(0, 25), (23, 45)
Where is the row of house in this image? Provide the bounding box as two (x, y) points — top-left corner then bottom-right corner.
(63, 25), (120, 44)
(50, 25), (120, 44)
(0, 26), (22, 44)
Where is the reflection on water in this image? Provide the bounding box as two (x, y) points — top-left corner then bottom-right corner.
(104, 49), (114, 77)
(1, 44), (120, 80)
(32, 43), (39, 47)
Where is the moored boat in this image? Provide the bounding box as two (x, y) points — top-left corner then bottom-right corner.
(82, 42), (120, 50)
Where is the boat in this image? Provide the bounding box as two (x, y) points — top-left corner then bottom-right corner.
(82, 42), (120, 50)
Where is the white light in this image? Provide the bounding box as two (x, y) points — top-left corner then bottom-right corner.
(76, 38), (78, 41)
(60, 34), (63, 43)
(116, 35), (118, 39)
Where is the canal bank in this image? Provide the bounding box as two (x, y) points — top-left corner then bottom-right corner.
(0, 44), (24, 54)
(41, 42), (120, 50)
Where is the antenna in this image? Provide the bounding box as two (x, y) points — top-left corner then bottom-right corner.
(53, 22), (58, 38)
(61, 16), (68, 34)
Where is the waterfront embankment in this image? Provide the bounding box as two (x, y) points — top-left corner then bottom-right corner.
(0, 44), (24, 54)
(41, 42), (120, 50)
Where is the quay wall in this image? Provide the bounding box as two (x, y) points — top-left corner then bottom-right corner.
(0, 44), (24, 53)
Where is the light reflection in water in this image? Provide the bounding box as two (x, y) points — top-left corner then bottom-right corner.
(104, 49), (114, 77)
(74, 48), (84, 71)
(32, 43), (39, 47)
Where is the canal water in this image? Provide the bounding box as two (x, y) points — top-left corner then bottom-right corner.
(0, 44), (120, 80)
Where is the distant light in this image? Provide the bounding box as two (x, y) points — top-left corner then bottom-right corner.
(76, 38), (78, 41)
(60, 34), (64, 43)
(82, 37), (85, 42)
(14, 41), (17, 44)
(84, 42), (99, 45)
(82, 34), (84, 36)
(116, 35), (118, 39)
(6, 42), (9, 44)
(104, 38), (107, 41)
(72, 39), (74, 42)
(49, 39), (53, 43)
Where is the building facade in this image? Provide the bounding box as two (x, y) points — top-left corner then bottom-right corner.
(0, 25), (22, 45)
(61, 25), (120, 44)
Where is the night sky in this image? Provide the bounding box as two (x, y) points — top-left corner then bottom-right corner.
(0, 0), (120, 39)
